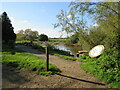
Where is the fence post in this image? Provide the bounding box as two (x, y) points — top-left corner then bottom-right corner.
(46, 46), (49, 71)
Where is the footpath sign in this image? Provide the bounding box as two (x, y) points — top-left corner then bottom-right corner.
(89, 45), (105, 58)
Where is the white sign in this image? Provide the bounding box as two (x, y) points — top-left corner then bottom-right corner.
(89, 45), (105, 57)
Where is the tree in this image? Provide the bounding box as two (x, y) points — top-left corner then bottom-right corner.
(54, 2), (119, 50)
(29, 31), (39, 41)
(16, 30), (25, 41)
(39, 34), (48, 41)
(24, 29), (38, 41)
(16, 29), (39, 41)
(69, 2), (119, 49)
(54, 10), (85, 37)
(1, 12), (16, 48)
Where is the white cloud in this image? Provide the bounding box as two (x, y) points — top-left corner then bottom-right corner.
(92, 23), (99, 27)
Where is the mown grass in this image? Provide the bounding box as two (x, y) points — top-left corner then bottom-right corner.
(2, 48), (61, 75)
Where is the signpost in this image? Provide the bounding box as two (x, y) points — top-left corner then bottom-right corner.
(89, 45), (105, 58)
(46, 46), (49, 71)
(43, 43), (49, 72)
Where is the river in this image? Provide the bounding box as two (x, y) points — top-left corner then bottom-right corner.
(36, 41), (86, 55)
(54, 44), (83, 55)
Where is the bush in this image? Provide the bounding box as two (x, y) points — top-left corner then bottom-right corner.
(39, 34), (48, 41)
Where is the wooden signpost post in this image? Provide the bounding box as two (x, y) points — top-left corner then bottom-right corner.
(46, 46), (49, 71)
(43, 42), (49, 72)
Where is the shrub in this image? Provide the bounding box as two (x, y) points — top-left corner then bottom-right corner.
(39, 34), (48, 41)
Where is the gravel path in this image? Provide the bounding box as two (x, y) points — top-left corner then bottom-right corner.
(2, 45), (111, 88)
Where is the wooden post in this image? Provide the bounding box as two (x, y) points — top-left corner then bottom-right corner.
(46, 46), (49, 71)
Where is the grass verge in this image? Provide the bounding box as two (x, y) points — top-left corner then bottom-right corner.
(54, 54), (77, 61)
(78, 52), (120, 88)
(2, 48), (61, 75)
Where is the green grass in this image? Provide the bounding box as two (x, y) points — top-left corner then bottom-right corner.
(78, 52), (120, 88)
(16, 40), (29, 44)
(81, 62), (120, 88)
(2, 48), (61, 75)
(48, 38), (67, 42)
(54, 54), (77, 61)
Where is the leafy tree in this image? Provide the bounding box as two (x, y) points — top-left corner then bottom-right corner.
(65, 2), (120, 87)
(54, 10), (85, 37)
(69, 2), (119, 49)
(39, 34), (48, 41)
(55, 2), (119, 50)
(1, 12), (16, 48)
(16, 30), (25, 41)
(24, 29), (32, 40)
(16, 29), (39, 41)
(29, 31), (39, 41)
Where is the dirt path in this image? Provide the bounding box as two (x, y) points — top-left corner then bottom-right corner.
(2, 45), (111, 88)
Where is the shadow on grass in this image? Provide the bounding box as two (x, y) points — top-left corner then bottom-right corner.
(2, 45), (42, 55)
(16, 45), (44, 54)
(56, 73), (106, 86)
(2, 45), (26, 54)
(2, 64), (29, 87)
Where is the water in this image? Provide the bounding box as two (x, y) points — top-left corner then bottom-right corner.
(55, 44), (82, 55)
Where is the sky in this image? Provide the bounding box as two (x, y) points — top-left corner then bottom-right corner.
(0, 1), (100, 38)
(1, 2), (72, 38)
